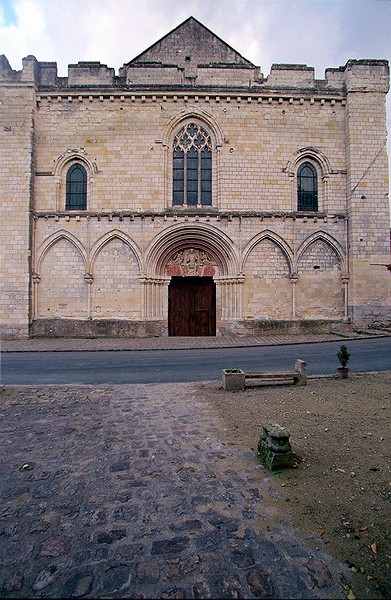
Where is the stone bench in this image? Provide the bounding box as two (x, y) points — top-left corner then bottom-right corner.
(222, 359), (307, 391)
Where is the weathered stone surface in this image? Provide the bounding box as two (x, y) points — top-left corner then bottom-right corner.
(2, 20), (390, 340)
(0, 383), (350, 598)
(258, 423), (295, 470)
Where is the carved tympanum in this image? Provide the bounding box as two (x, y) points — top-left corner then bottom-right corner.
(168, 248), (214, 276)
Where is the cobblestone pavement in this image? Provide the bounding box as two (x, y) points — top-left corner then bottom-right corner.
(0, 383), (350, 599)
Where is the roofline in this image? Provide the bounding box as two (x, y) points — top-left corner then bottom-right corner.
(124, 16), (256, 67)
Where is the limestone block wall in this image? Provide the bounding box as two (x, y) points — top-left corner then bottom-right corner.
(1, 47), (389, 338)
(344, 61), (390, 323)
(33, 93), (348, 216)
(32, 211), (348, 334)
(0, 83), (34, 338)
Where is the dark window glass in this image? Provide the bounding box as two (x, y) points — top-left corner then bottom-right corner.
(66, 164), (87, 210)
(201, 148), (212, 205)
(172, 123), (212, 206)
(298, 162), (318, 211)
(173, 149), (184, 205)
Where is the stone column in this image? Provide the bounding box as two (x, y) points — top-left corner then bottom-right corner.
(84, 273), (94, 319)
(142, 277), (170, 319)
(217, 276), (244, 320)
(290, 273), (299, 319)
(32, 273), (41, 319)
(341, 273), (350, 322)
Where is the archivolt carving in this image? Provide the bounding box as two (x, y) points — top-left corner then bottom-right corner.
(145, 223), (239, 277)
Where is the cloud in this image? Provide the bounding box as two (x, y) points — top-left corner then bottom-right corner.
(1, 0), (390, 205)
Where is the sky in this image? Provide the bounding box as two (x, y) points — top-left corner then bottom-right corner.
(1, 0), (390, 207)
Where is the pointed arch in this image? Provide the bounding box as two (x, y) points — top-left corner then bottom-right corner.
(52, 148), (98, 177)
(284, 147), (332, 178)
(36, 231), (88, 319)
(243, 230), (294, 274)
(162, 108), (225, 148)
(296, 231), (345, 320)
(296, 231), (345, 271)
(52, 148), (98, 211)
(242, 231), (292, 320)
(90, 230), (142, 274)
(284, 148), (333, 213)
(36, 230), (87, 273)
(161, 109), (224, 208)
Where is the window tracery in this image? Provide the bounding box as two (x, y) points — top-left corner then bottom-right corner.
(173, 122), (212, 206)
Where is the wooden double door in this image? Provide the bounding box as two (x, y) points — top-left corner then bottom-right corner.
(168, 277), (216, 336)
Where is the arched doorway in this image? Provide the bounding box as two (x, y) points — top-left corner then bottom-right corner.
(144, 223), (240, 336)
(168, 276), (216, 336)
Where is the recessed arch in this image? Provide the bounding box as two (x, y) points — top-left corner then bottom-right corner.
(284, 147), (332, 178)
(162, 108), (225, 149)
(145, 223), (239, 277)
(296, 231), (345, 271)
(90, 230), (142, 274)
(36, 230), (87, 273)
(243, 230), (294, 274)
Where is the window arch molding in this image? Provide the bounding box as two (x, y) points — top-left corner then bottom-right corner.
(284, 147), (332, 212)
(52, 148), (98, 211)
(161, 110), (224, 209)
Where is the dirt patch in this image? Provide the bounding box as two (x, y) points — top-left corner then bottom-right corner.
(197, 372), (391, 600)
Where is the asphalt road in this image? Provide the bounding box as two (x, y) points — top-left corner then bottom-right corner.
(1, 337), (390, 385)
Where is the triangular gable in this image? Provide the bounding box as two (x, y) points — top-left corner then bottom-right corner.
(125, 16), (255, 67)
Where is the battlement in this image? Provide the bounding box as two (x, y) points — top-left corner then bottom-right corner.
(1, 53), (388, 94)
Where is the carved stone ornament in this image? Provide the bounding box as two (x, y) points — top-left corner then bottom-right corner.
(167, 248), (214, 277)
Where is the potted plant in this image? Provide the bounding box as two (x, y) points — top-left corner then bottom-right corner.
(337, 344), (350, 378)
(222, 367), (245, 391)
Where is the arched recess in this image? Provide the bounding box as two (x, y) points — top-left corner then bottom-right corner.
(52, 148), (98, 211)
(296, 232), (345, 319)
(161, 108), (225, 208)
(284, 147), (332, 178)
(296, 231), (345, 271)
(36, 230), (87, 273)
(145, 223), (238, 277)
(242, 231), (293, 320)
(90, 231), (143, 319)
(90, 230), (142, 273)
(242, 230), (294, 274)
(144, 223), (241, 323)
(35, 232), (88, 319)
(284, 147), (333, 212)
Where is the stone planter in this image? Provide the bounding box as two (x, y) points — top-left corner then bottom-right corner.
(222, 369), (245, 391)
(337, 367), (350, 379)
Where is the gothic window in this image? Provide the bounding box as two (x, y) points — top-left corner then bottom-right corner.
(66, 163), (87, 210)
(173, 122), (212, 206)
(297, 162), (318, 211)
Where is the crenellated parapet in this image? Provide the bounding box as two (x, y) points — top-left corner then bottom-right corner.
(1, 52), (388, 96)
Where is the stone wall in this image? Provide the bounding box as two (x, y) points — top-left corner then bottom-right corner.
(0, 24), (390, 339)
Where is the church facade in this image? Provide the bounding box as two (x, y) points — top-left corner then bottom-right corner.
(1, 17), (390, 339)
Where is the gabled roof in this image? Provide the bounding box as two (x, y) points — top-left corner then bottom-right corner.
(125, 16), (255, 67)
